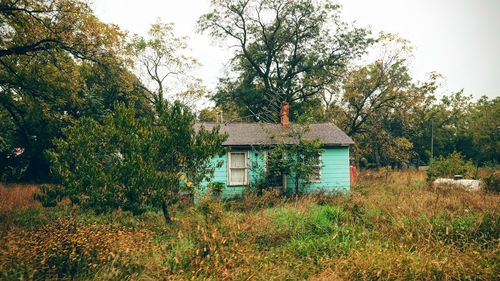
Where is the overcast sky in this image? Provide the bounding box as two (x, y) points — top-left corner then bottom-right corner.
(92, 0), (500, 100)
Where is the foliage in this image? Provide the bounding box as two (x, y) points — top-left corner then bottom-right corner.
(0, 0), (150, 181)
(39, 102), (227, 220)
(129, 20), (201, 111)
(155, 102), (228, 193)
(427, 152), (476, 181)
(481, 167), (500, 193)
(468, 96), (499, 164)
(44, 104), (162, 215)
(0, 0), (124, 61)
(337, 34), (414, 136)
(197, 105), (240, 122)
(199, 0), (372, 121)
(207, 181), (225, 197)
(265, 125), (323, 194)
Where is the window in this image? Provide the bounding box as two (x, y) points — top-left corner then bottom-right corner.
(228, 151), (248, 186)
(306, 154), (321, 183)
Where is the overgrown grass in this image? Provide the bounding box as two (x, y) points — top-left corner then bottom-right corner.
(1, 170), (499, 280)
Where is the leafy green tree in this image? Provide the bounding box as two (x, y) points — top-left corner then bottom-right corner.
(0, 0), (150, 181)
(266, 125), (322, 194)
(199, 0), (371, 121)
(154, 101), (227, 221)
(324, 34), (424, 167)
(46, 104), (161, 215)
(468, 96), (499, 164)
(43, 103), (227, 222)
(0, 0), (123, 60)
(410, 89), (474, 165)
(335, 34), (416, 136)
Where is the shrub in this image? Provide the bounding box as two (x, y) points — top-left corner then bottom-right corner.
(33, 184), (63, 208)
(427, 152), (475, 181)
(482, 168), (500, 192)
(43, 104), (165, 215)
(207, 181), (225, 197)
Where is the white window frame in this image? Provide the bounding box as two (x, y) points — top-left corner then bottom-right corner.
(306, 154), (322, 183)
(227, 151), (249, 186)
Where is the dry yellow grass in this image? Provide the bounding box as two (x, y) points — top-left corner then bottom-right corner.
(353, 169), (499, 217)
(0, 184), (40, 213)
(0, 169), (499, 280)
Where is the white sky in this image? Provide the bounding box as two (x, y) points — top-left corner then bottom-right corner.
(92, 0), (500, 100)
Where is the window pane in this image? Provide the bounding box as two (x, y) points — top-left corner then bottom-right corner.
(231, 153), (246, 168)
(230, 168), (245, 184)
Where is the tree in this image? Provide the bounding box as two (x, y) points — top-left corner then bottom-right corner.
(266, 125), (322, 194)
(468, 96), (499, 164)
(0, 0), (148, 181)
(410, 89), (474, 165)
(335, 34), (416, 136)
(43, 103), (227, 222)
(0, 0), (123, 61)
(46, 104), (162, 215)
(154, 101), (227, 222)
(324, 34), (424, 167)
(129, 21), (200, 112)
(427, 152), (475, 181)
(199, 0), (371, 121)
(197, 105), (240, 122)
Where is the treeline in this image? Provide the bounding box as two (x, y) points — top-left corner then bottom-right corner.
(0, 0), (498, 185)
(197, 0), (499, 168)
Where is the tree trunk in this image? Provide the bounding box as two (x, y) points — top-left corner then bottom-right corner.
(161, 199), (172, 224)
(294, 174), (299, 195)
(374, 147), (381, 168)
(282, 174), (287, 194)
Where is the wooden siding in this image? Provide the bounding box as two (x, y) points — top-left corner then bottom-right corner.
(199, 146), (350, 198)
(285, 147), (350, 194)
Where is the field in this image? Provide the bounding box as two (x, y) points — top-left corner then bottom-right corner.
(0, 170), (499, 280)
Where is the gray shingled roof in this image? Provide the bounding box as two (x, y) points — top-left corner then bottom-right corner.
(195, 122), (354, 146)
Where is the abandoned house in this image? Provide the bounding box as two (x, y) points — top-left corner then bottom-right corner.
(196, 103), (354, 197)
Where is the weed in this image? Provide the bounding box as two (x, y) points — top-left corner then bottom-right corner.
(1, 169), (499, 280)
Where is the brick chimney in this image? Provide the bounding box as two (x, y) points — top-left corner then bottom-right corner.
(280, 101), (289, 126)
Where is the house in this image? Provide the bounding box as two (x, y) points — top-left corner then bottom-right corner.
(196, 103), (354, 198)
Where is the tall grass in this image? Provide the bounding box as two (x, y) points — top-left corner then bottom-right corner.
(0, 169), (499, 280)
(0, 184), (40, 213)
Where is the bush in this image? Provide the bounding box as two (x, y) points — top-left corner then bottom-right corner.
(427, 152), (475, 181)
(207, 181), (225, 197)
(482, 168), (500, 192)
(33, 184), (63, 207)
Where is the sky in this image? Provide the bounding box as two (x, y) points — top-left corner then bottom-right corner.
(92, 0), (500, 100)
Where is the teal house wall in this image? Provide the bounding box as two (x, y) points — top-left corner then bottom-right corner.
(199, 146), (350, 198)
(286, 147), (350, 194)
